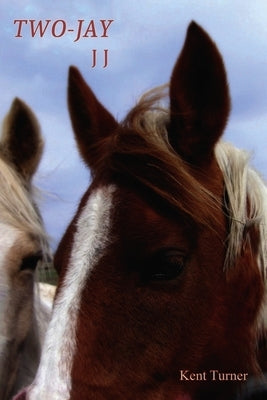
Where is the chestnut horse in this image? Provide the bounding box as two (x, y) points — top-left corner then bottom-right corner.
(0, 99), (53, 400)
(17, 22), (267, 400)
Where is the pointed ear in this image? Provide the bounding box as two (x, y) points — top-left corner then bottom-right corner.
(0, 98), (43, 181)
(168, 22), (230, 165)
(68, 66), (118, 170)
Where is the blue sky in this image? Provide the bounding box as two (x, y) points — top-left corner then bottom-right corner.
(1, 0), (266, 249)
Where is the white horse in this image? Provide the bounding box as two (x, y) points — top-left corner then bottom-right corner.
(0, 98), (55, 400)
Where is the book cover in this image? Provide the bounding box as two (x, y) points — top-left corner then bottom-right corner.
(1, 1), (266, 399)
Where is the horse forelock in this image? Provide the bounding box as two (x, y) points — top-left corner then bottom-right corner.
(105, 87), (223, 233)
(0, 157), (50, 266)
(111, 87), (266, 281)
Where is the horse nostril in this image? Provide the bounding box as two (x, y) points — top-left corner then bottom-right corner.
(12, 388), (27, 400)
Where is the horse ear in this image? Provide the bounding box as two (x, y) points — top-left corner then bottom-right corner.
(68, 66), (118, 170)
(0, 98), (43, 181)
(168, 22), (230, 165)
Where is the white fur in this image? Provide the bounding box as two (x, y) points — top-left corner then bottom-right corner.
(0, 223), (20, 359)
(0, 222), (53, 400)
(27, 186), (115, 400)
(11, 286), (53, 398)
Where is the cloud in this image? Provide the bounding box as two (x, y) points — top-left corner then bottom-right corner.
(1, 0), (266, 247)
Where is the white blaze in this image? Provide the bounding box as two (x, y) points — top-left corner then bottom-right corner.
(27, 186), (115, 400)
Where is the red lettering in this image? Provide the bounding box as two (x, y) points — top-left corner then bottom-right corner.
(29, 20), (51, 37)
(91, 49), (97, 68)
(83, 21), (97, 38)
(100, 20), (114, 37)
(103, 49), (108, 68)
(51, 20), (67, 38)
(91, 49), (109, 68)
(14, 20), (28, 37)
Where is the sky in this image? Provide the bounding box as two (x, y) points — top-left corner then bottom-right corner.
(0, 0), (266, 250)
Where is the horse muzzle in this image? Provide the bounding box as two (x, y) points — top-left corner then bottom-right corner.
(12, 388), (27, 400)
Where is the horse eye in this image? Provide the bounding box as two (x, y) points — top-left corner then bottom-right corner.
(145, 249), (185, 282)
(20, 252), (42, 272)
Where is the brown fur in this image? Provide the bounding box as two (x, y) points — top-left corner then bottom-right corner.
(169, 22), (230, 165)
(1, 98), (43, 183)
(52, 22), (266, 400)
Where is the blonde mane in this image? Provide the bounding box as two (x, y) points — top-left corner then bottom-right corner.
(122, 86), (267, 280)
(0, 157), (50, 264)
(215, 143), (267, 279)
